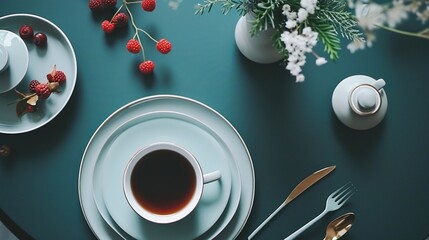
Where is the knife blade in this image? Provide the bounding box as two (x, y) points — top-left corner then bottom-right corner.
(248, 166), (336, 239)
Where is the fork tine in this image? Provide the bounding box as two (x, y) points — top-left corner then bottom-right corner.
(330, 182), (353, 198)
(336, 184), (357, 205)
(337, 188), (356, 205)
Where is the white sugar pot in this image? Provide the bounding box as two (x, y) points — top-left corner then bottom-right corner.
(332, 75), (388, 130)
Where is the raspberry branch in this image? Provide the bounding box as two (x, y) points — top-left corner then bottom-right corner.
(124, 3), (146, 61)
(93, 0), (172, 74)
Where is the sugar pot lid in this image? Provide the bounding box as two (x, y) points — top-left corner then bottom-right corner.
(332, 75), (388, 130)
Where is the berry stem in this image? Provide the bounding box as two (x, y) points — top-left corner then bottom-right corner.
(137, 28), (158, 43)
(125, 3), (146, 60)
(125, 0), (143, 4)
(110, 4), (124, 22)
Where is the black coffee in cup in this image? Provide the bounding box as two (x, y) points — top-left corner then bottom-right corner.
(130, 149), (197, 215)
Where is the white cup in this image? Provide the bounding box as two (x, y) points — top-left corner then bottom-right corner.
(0, 43), (9, 73)
(123, 142), (221, 224)
(348, 79), (386, 116)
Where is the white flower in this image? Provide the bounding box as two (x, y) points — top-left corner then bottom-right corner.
(287, 62), (302, 75)
(386, 0), (409, 27)
(417, 5), (429, 23)
(297, 8), (309, 22)
(409, 1), (421, 13)
(287, 11), (298, 20)
(296, 74), (305, 82)
(347, 38), (366, 53)
(315, 57), (327, 66)
(355, 2), (386, 30)
(347, 0), (355, 9)
(281, 27), (319, 82)
(300, 0), (317, 14)
(365, 32), (376, 47)
(168, 0), (182, 10)
(282, 4), (291, 15)
(286, 19), (297, 29)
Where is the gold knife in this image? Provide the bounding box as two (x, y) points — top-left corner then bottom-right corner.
(248, 166), (336, 239)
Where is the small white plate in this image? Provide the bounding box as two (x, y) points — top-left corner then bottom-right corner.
(0, 14), (77, 134)
(0, 30), (29, 93)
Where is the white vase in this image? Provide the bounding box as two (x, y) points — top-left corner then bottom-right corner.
(234, 14), (283, 64)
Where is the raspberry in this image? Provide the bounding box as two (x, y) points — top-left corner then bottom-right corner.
(103, 0), (117, 8)
(139, 61), (155, 74)
(35, 84), (51, 99)
(89, 0), (103, 11)
(156, 39), (172, 54)
(126, 39), (141, 54)
(141, 0), (156, 12)
(101, 20), (115, 33)
(26, 104), (37, 113)
(19, 25), (34, 40)
(112, 13), (128, 28)
(29, 80), (41, 93)
(47, 65), (66, 83)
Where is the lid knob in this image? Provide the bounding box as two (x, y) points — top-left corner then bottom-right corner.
(357, 88), (377, 110)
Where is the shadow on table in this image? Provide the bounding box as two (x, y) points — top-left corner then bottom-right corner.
(330, 110), (386, 163)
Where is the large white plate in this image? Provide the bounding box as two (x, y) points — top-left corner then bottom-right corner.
(99, 111), (233, 239)
(0, 14), (77, 134)
(78, 95), (255, 239)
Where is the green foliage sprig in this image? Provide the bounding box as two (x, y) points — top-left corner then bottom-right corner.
(196, 0), (365, 81)
(196, 0), (363, 61)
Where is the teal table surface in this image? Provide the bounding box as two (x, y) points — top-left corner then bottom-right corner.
(1, 0), (429, 239)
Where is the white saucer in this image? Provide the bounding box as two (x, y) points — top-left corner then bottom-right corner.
(0, 30), (29, 93)
(78, 95), (254, 239)
(100, 111), (233, 239)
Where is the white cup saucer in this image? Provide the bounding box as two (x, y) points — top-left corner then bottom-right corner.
(0, 30), (29, 93)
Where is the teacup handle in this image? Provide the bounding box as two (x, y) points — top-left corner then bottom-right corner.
(203, 170), (221, 184)
(371, 79), (385, 91)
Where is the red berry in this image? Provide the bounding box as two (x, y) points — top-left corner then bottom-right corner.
(26, 104), (37, 113)
(141, 0), (156, 12)
(126, 39), (141, 54)
(33, 32), (47, 47)
(101, 20), (115, 33)
(89, 0), (103, 11)
(54, 71), (66, 83)
(29, 80), (41, 93)
(156, 39), (172, 54)
(103, 0), (117, 8)
(139, 61), (155, 74)
(35, 84), (51, 99)
(19, 25), (34, 40)
(47, 65), (66, 83)
(112, 13), (128, 28)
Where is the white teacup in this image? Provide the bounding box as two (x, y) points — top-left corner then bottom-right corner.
(0, 43), (9, 73)
(0, 30), (29, 93)
(348, 78), (385, 116)
(123, 142), (221, 224)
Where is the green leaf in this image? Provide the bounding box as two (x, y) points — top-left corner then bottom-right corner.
(312, 23), (341, 60)
(315, 0), (365, 42)
(194, 0), (247, 15)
